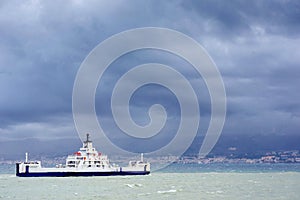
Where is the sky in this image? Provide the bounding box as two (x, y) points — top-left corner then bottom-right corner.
(0, 0), (300, 156)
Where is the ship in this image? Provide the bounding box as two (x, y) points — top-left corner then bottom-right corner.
(16, 134), (150, 177)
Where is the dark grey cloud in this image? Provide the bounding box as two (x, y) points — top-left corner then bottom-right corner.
(0, 0), (299, 152)
(181, 0), (300, 38)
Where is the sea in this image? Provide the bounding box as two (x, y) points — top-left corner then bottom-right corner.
(0, 163), (300, 200)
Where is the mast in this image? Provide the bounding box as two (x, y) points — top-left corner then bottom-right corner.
(86, 133), (91, 143)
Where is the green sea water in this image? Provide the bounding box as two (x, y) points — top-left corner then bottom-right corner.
(0, 164), (299, 199)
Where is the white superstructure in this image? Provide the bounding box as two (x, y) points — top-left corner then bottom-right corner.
(16, 134), (150, 176)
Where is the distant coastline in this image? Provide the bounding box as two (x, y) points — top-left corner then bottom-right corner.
(1, 150), (299, 168)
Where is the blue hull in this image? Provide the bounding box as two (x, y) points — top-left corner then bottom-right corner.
(16, 163), (150, 177)
(16, 171), (150, 177)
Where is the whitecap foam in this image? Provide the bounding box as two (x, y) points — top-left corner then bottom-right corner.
(125, 184), (135, 188)
(157, 189), (177, 194)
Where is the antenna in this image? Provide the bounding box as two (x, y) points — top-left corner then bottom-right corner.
(25, 152), (28, 162)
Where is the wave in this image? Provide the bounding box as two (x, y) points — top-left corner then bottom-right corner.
(125, 183), (142, 188)
(157, 189), (177, 194)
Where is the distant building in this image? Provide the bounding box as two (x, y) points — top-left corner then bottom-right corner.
(228, 147), (237, 151)
(260, 156), (279, 163)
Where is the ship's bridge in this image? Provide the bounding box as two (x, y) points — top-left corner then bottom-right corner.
(65, 133), (110, 168)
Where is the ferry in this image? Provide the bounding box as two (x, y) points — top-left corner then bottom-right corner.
(16, 134), (150, 177)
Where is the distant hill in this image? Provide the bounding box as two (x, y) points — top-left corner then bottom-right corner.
(186, 134), (300, 158)
(1, 134), (299, 160)
(0, 138), (81, 160)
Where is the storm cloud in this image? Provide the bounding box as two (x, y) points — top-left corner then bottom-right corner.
(0, 0), (299, 151)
